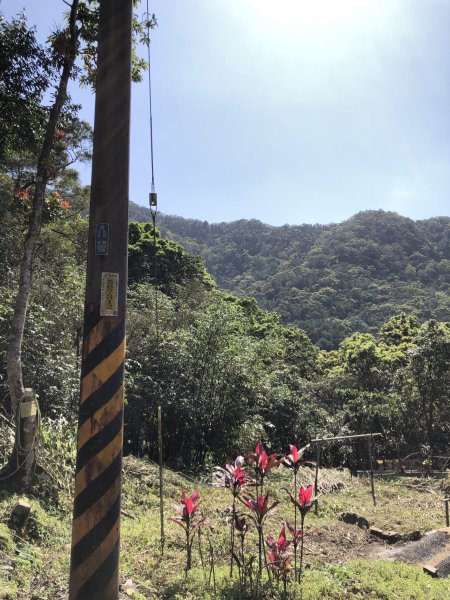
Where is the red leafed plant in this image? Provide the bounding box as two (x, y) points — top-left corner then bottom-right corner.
(247, 442), (280, 494)
(241, 491), (279, 578)
(281, 444), (310, 473)
(266, 526), (292, 593)
(169, 489), (205, 571)
(214, 456), (253, 576)
(288, 484), (316, 516)
(233, 514), (251, 586)
(287, 484), (317, 581)
(281, 443), (311, 579)
(214, 456), (252, 497)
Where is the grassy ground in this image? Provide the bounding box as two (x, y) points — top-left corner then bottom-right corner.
(1, 454), (449, 599)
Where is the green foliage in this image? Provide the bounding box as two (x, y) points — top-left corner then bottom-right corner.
(76, 0), (157, 89)
(0, 174), (24, 285)
(125, 275), (323, 467)
(39, 417), (77, 494)
(397, 320), (450, 453)
(315, 314), (450, 459)
(0, 14), (53, 160)
(128, 221), (215, 293)
(130, 205), (450, 350)
(0, 523), (14, 554)
(126, 290), (262, 464)
(0, 194), (86, 418)
(379, 312), (420, 347)
(0, 14), (93, 186)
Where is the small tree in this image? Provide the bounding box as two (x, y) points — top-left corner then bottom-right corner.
(1, 4), (83, 489)
(402, 321), (450, 456)
(0, 1), (156, 490)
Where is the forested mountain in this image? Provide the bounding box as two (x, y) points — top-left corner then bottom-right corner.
(1, 177), (449, 468)
(130, 203), (450, 349)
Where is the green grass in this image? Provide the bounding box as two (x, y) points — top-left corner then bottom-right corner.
(0, 494), (71, 599)
(153, 561), (450, 599)
(312, 473), (445, 533)
(0, 456), (449, 599)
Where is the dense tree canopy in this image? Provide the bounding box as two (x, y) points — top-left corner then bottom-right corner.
(132, 206), (450, 349)
(2, 188), (449, 467)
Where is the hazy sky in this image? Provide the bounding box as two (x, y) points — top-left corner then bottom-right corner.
(2, 0), (450, 225)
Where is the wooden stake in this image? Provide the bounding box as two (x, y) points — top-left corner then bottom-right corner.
(314, 442), (321, 515)
(369, 434), (376, 506)
(158, 405), (165, 555)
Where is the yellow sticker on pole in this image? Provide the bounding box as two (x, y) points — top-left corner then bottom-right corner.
(100, 272), (119, 316)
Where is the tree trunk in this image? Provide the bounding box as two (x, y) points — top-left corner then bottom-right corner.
(0, 390), (39, 492)
(0, 0), (80, 492)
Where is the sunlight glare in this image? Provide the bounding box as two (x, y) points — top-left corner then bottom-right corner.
(247, 0), (380, 33)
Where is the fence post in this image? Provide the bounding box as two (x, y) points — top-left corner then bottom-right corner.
(314, 442), (321, 515)
(158, 405), (165, 554)
(368, 434), (376, 506)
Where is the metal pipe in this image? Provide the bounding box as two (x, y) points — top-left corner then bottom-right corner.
(310, 433), (382, 443)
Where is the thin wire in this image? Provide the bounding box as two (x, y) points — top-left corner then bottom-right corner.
(146, 0), (155, 192)
(146, 4), (163, 553)
(145, 2), (159, 345)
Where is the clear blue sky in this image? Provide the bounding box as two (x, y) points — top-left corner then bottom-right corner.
(2, 0), (450, 225)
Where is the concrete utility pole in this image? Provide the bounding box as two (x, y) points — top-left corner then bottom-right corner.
(69, 1), (132, 598)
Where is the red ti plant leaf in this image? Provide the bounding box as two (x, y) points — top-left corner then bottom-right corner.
(233, 514), (251, 585)
(169, 489), (205, 572)
(240, 491), (279, 577)
(247, 443), (280, 491)
(183, 489), (200, 515)
(214, 456), (253, 577)
(285, 520), (302, 545)
(172, 489), (202, 525)
(168, 516), (184, 526)
(169, 490), (203, 529)
(286, 484), (318, 582)
(266, 526), (291, 560)
(299, 485), (313, 509)
(266, 526), (292, 590)
(288, 484), (317, 517)
(281, 443), (311, 473)
(214, 457), (253, 576)
(241, 491), (279, 524)
(214, 456), (252, 497)
(281, 443), (313, 581)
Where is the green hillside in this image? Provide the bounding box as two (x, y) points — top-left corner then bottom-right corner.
(130, 204), (450, 349)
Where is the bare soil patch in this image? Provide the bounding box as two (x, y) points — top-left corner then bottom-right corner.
(303, 521), (384, 566)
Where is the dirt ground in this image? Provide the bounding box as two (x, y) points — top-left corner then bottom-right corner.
(377, 527), (450, 578)
(304, 521), (450, 578)
(302, 521), (383, 567)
